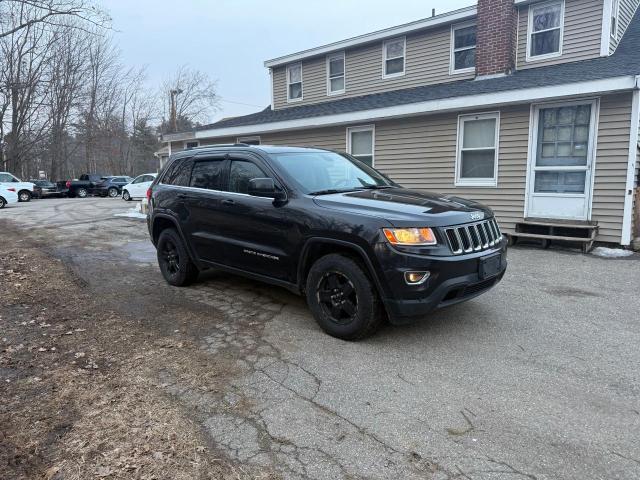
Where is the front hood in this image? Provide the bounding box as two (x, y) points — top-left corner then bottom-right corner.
(312, 188), (493, 227)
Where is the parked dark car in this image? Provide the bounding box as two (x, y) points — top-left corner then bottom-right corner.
(30, 180), (68, 198)
(60, 174), (106, 198)
(147, 145), (507, 340)
(91, 176), (133, 198)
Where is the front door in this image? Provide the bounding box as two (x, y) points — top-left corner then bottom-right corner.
(527, 101), (597, 220)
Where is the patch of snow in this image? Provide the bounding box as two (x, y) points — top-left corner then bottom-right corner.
(114, 207), (147, 220)
(591, 247), (634, 258)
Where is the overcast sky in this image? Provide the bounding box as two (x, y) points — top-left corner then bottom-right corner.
(107, 0), (476, 123)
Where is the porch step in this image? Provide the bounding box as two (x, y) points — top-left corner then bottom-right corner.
(511, 219), (599, 253)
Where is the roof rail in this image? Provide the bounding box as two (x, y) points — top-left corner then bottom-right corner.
(185, 143), (252, 150)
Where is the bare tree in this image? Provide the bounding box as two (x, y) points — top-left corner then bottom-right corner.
(161, 65), (219, 133)
(0, 0), (110, 39)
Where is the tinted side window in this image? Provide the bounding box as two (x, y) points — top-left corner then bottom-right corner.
(190, 160), (224, 190)
(229, 161), (268, 194)
(165, 160), (193, 187)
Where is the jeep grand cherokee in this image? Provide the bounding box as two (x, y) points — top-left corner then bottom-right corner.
(147, 145), (507, 340)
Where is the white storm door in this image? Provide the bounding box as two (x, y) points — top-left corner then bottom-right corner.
(527, 101), (597, 220)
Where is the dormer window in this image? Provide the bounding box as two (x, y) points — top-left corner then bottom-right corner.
(451, 22), (476, 74)
(287, 63), (303, 102)
(382, 37), (405, 78)
(527, 0), (564, 61)
(326, 52), (345, 95)
(611, 0), (620, 38)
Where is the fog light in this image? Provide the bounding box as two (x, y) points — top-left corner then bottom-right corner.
(404, 271), (430, 285)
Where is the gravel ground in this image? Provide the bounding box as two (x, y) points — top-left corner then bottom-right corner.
(1, 197), (639, 480)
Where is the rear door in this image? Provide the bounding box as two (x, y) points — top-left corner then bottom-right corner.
(214, 155), (295, 282)
(180, 155), (229, 265)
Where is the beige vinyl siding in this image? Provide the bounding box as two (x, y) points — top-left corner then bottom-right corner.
(272, 25), (475, 110)
(517, 0), (603, 70)
(610, 0), (640, 53)
(592, 92), (633, 242)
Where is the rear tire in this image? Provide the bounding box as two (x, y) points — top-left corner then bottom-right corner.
(306, 254), (383, 340)
(77, 188), (88, 198)
(108, 187), (119, 198)
(157, 228), (199, 286)
(18, 190), (31, 202)
(123, 190), (131, 201)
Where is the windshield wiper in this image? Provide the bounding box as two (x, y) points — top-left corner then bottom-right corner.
(358, 185), (394, 190)
(308, 188), (358, 196)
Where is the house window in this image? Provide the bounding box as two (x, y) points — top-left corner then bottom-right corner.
(237, 136), (261, 145)
(326, 52), (345, 95)
(347, 125), (375, 167)
(611, 0), (620, 38)
(382, 37), (405, 78)
(287, 62), (303, 102)
(456, 113), (500, 187)
(451, 23), (476, 74)
(185, 141), (199, 149)
(527, 0), (564, 60)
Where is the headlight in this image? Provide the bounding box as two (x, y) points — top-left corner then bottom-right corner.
(382, 228), (437, 246)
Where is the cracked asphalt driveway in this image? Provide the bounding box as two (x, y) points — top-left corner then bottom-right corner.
(2, 197), (640, 479)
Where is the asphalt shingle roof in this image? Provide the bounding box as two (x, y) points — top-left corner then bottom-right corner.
(197, 9), (640, 132)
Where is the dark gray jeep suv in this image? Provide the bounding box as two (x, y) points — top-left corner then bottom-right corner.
(147, 145), (507, 340)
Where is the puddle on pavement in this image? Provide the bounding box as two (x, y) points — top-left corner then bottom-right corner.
(121, 240), (156, 264)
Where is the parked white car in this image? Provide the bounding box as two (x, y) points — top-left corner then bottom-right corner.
(122, 173), (157, 201)
(0, 172), (35, 202)
(0, 185), (19, 208)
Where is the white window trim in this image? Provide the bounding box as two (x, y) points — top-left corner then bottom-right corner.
(610, 0), (620, 39)
(455, 112), (500, 187)
(286, 62), (303, 103)
(237, 136), (261, 145)
(346, 125), (375, 167)
(450, 21), (477, 75)
(526, 0), (565, 63)
(326, 51), (346, 96)
(184, 140), (200, 149)
(382, 36), (406, 79)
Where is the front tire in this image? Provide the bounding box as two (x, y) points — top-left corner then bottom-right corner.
(77, 188), (88, 198)
(0, 197), (6, 209)
(108, 187), (119, 198)
(157, 229), (199, 286)
(122, 190), (131, 201)
(18, 190), (31, 202)
(306, 254), (384, 340)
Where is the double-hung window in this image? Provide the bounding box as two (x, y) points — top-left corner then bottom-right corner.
(287, 62), (303, 102)
(611, 0), (620, 38)
(326, 52), (345, 95)
(347, 126), (375, 167)
(451, 23), (476, 74)
(382, 37), (405, 78)
(527, 1), (564, 60)
(456, 113), (500, 187)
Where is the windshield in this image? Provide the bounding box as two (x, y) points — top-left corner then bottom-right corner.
(270, 151), (393, 194)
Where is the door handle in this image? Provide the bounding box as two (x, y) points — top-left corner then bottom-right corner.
(221, 199), (235, 206)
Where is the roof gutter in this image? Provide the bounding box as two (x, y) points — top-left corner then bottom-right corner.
(184, 75), (638, 140)
(263, 6), (477, 68)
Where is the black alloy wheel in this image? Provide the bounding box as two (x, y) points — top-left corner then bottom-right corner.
(306, 254), (384, 340)
(156, 229), (199, 286)
(317, 271), (358, 324)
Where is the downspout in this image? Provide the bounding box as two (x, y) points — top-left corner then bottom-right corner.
(620, 76), (640, 245)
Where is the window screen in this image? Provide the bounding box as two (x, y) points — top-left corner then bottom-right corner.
(229, 161), (267, 194)
(529, 2), (562, 57)
(190, 160), (224, 190)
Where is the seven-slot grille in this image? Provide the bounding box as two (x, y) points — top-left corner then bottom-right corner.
(444, 218), (503, 255)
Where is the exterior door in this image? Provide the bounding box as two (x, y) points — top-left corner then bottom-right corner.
(527, 101), (597, 220)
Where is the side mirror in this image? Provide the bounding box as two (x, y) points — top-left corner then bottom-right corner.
(248, 178), (286, 202)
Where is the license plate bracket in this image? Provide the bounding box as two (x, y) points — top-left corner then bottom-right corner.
(479, 253), (502, 280)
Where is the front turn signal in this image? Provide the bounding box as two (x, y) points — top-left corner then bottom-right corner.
(383, 228), (437, 246)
